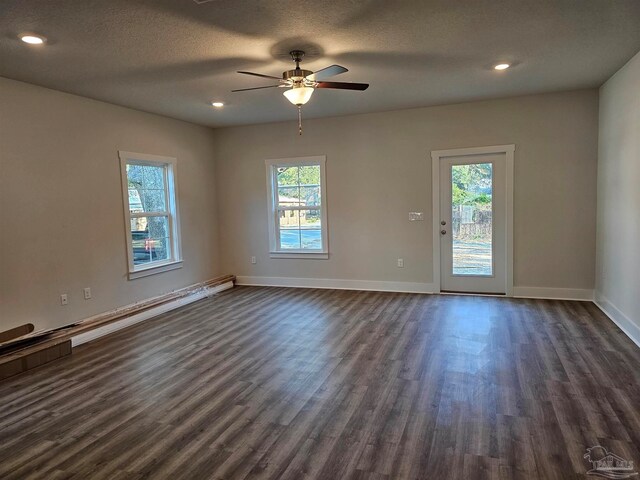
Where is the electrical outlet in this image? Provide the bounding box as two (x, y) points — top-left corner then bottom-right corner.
(60, 294), (68, 306)
(397, 258), (404, 268)
(251, 256), (257, 264)
(84, 287), (92, 300)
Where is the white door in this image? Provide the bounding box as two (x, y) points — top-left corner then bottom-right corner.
(439, 153), (507, 294)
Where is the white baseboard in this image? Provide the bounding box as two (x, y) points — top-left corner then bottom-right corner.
(71, 281), (234, 347)
(594, 292), (640, 348)
(236, 276), (435, 294)
(237, 277), (599, 300)
(512, 286), (594, 301)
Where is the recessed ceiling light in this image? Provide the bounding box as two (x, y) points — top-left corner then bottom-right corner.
(20, 34), (46, 45)
(211, 102), (224, 108)
(494, 63), (510, 70)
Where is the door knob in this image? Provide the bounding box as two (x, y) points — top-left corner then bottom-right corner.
(441, 229), (447, 235)
(441, 220), (446, 226)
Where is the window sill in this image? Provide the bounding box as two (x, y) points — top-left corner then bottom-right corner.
(269, 252), (329, 260)
(128, 260), (183, 280)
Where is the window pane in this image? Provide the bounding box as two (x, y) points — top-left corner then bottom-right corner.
(451, 163), (492, 276)
(130, 216), (147, 233)
(299, 165), (320, 186)
(277, 166), (299, 186)
(300, 186), (321, 206)
(300, 230), (322, 249)
(300, 209), (322, 249)
(278, 207), (300, 228)
(278, 186), (299, 206)
(147, 216), (169, 238)
(127, 163), (144, 214)
(143, 165), (165, 189)
(300, 209), (321, 228)
(130, 216), (170, 265)
(127, 164), (144, 187)
(141, 189), (167, 212)
(277, 209), (322, 250)
(279, 228), (302, 249)
(128, 188), (144, 213)
(147, 237), (170, 262)
(278, 208), (301, 249)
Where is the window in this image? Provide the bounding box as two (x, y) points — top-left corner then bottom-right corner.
(266, 156), (328, 258)
(119, 151), (182, 279)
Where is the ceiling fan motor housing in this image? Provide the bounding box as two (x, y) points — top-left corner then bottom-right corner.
(283, 69), (313, 81)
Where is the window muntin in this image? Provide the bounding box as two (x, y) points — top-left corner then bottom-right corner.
(119, 152), (181, 277)
(266, 156), (327, 257)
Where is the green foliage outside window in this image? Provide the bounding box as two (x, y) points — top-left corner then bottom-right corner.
(277, 166), (320, 190)
(452, 163), (492, 206)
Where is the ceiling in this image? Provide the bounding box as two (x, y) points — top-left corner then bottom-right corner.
(1, 0), (639, 127)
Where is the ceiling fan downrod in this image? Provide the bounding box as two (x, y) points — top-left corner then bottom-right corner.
(290, 50), (305, 70)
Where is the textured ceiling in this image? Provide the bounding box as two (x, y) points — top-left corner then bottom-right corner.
(1, 0), (639, 127)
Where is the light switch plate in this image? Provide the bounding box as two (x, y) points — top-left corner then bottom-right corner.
(409, 212), (424, 221)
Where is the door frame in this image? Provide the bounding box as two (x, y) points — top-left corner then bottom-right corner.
(431, 144), (515, 296)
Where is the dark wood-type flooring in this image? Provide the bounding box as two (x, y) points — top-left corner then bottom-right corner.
(1, 286), (639, 479)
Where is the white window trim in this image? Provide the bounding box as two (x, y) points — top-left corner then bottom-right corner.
(265, 155), (328, 259)
(119, 151), (183, 279)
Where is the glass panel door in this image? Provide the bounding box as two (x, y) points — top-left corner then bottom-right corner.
(439, 152), (507, 295)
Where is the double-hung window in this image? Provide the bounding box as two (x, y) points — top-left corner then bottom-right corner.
(266, 156), (328, 258)
(119, 151), (182, 279)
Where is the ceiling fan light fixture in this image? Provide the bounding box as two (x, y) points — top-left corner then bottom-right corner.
(283, 86), (314, 106)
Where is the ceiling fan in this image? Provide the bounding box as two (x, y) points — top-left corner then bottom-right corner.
(233, 50), (369, 134)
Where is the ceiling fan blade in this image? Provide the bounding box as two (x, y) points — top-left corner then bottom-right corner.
(306, 64), (348, 81)
(315, 81), (369, 91)
(237, 71), (283, 80)
(232, 84), (281, 92)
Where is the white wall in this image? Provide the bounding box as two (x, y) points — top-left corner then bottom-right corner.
(0, 78), (221, 333)
(213, 89), (599, 293)
(596, 51), (640, 345)
(0, 80), (604, 337)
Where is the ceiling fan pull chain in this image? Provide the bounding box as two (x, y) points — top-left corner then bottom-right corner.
(298, 106), (303, 135)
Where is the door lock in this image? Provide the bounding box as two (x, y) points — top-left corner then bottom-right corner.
(441, 229), (447, 235)
(441, 220), (446, 226)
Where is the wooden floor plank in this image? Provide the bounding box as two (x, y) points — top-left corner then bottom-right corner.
(1, 286), (639, 479)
